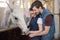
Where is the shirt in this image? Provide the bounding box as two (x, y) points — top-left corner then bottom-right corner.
(45, 14), (53, 26)
(37, 17), (42, 24)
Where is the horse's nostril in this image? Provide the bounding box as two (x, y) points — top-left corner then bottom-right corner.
(22, 32), (26, 35)
(21, 30), (29, 35)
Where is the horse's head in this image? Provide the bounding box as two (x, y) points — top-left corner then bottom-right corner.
(11, 9), (29, 35)
(7, 0), (29, 35)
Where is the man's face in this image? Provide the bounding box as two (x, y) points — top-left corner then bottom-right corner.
(32, 6), (41, 15)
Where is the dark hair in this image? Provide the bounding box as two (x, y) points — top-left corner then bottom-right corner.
(31, 0), (43, 9)
(29, 7), (33, 11)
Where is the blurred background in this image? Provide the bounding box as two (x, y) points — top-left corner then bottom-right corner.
(0, 0), (60, 40)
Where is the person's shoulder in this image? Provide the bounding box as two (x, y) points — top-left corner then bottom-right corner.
(44, 8), (51, 13)
(37, 17), (42, 24)
(46, 14), (53, 19)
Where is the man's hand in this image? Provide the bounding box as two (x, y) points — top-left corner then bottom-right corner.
(28, 31), (40, 37)
(29, 33), (36, 37)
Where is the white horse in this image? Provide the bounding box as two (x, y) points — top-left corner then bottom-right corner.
(1, 0), (29, 35)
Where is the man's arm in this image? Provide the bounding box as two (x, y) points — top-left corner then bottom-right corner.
(34, 26), (50, 36)
(37, 15), (53, 35)
(29, 15), (53, 37)
(37, 14), (53, 35)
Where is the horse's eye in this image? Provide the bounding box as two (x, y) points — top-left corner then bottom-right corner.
(15, 17), (18, 20)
